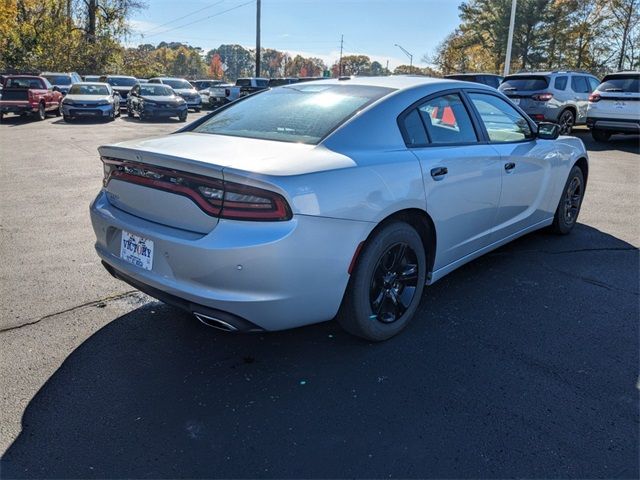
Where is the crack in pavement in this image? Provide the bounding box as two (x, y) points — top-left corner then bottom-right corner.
(0, 290), (141, 333)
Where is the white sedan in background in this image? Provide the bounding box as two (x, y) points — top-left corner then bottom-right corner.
(91, 76), (588, 341)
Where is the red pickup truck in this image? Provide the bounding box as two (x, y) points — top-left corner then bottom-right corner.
(0, 75), (63, 121)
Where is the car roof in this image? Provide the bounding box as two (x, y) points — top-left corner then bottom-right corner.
(604, 71), (639, 76)
(40, 72), (71, 76)
(295, 75), (476, 91)
(445, 73), (501, 77)
(75, 82), (110, 86)
(104, 75), (136, 78)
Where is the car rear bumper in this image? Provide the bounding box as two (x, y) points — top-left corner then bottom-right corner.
(586, 116), (640, 133)
(90, 190), (371, 331)
(0, 102), (37, 114)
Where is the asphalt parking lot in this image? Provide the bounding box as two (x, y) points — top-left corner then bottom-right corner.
(0, 113), (638, 478)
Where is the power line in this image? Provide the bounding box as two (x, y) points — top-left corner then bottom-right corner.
(137, 0), (226, 36)
(142, 0), (255, 40)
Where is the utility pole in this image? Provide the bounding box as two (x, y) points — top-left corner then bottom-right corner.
(255, 0), (261, 77)
(386, 59), (389, 74)
(339, 34), (344, 76)
(504, 0), (517, 76)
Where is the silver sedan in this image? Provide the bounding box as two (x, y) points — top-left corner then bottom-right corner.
(90, 76), (588, 341)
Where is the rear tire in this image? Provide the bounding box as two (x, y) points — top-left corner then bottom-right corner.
(592, 129), (611, 142)
(36, 102), (46, 121)
(337, 222), (427, 341)
(551, 165), (585, 235)
(557, 109), (575, 135)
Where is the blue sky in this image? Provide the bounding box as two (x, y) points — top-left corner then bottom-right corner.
(129, 0), (464, 69)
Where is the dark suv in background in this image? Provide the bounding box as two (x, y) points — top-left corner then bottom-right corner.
(499, 71), (600, 134)
(445, 73), (503, 89)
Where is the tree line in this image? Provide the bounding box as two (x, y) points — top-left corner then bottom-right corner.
(430, 0), (640, 76)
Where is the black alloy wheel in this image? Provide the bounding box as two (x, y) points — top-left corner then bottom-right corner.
(558, 110), (575, 135)
(369, 243), (420, 324)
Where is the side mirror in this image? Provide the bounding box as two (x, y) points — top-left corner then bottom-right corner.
(537, 122), (560, 140)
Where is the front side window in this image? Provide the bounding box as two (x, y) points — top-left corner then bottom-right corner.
(468, 93), (532, 143)
(417, 94), (477, 144)
(571, 76), (589, 93)
(554, 76), (568, 90)
(193, 84), (393, 144)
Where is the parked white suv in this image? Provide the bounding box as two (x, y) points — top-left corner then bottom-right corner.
(586, 72), (639, 142)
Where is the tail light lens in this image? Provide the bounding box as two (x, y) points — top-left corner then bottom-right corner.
(102, 158), (292, 221)
(588, 93), (601, 102)
(28, 90), (35, 102)
(532, 93), (553, 102)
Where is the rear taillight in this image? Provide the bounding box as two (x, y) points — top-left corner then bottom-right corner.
(588, 93), (601, 102)
(532, 93), (553, 101)
(102, 158), (292, 221)
(28, 90), (35, 101)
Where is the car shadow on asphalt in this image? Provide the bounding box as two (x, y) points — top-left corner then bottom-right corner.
(572, 130), (639, 154)
(0, 115), (56, 127)
(2, 225), (638, 479)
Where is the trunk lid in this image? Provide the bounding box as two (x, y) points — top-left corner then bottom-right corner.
(99, 132), (351, 233)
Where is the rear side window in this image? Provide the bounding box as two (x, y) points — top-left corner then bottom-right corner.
(554, 76), (568, 90)
(256, 79), (269, 87)
(468, 93), (532, 142)
(571, 76), (589, 93)
(417, 94), (477, 144)
(401, 109), (429, 145)
(599, 74), (640, 93)
(588, 77), (600, 92)
(501, 76), (549, 91)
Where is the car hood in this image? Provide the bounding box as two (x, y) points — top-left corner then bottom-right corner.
(141, 95), (181, 103)
(98, 132), (355, 176)
(65, 94), (111, 102)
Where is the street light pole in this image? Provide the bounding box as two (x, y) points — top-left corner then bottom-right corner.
(255, 0), (261, 78)
(504, 0), (517, 76)
(394, 44), (413, 73)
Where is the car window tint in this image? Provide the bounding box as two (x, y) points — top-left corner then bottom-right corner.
(571, 76), (589, 93)
(588, 77), (600, 92)
(402, 109), (428, 145)
(469, 93), (532, 142)
(193, 84), (394, 144)
(554, 76), (568, 90)
(417, 94), (477, 144)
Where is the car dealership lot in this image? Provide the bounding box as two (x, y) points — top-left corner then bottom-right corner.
(0, 115), (638, 477)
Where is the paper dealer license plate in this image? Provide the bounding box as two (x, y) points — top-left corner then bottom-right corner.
(120, 230), (154, 270)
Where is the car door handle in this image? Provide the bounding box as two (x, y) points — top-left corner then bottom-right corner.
(504, 162), (516, 172)
(430, 167), (448, 179)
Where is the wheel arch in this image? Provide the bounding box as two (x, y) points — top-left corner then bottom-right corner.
(359, 208), (437, 279)
(574, 156), (589, 186)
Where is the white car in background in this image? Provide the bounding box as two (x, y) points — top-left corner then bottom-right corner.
(91, 77), (589, 341)
(148, 77), (202, 112)
(587, 71), (640, 142)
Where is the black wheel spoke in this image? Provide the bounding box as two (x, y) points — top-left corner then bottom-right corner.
(369, 242), (419, 325)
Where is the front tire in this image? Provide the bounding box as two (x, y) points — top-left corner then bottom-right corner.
(178, 110), (187, 122)
(592, 129), (611, 142)
(337, 222), (427, 341)
(551, 165), (585, 234)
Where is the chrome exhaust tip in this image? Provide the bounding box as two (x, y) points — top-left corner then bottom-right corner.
(194, 312), (238, 332)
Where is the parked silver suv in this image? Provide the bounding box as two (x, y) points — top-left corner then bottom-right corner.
(499, 71), (600, 134)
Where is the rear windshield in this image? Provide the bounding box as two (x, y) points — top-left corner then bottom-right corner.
(69, 84), (109, 95)
(42, 75), (71, 85)
(107, 77), (137, 87)
(162, 79), (192, 89)
(599, 74), (640, 93)
(193, 84), (393, 144)
(140, 85), (173, 96)
(236, 79), (251, 87)
(5, 77), (43, 88)
(501, 76), (549, 90)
